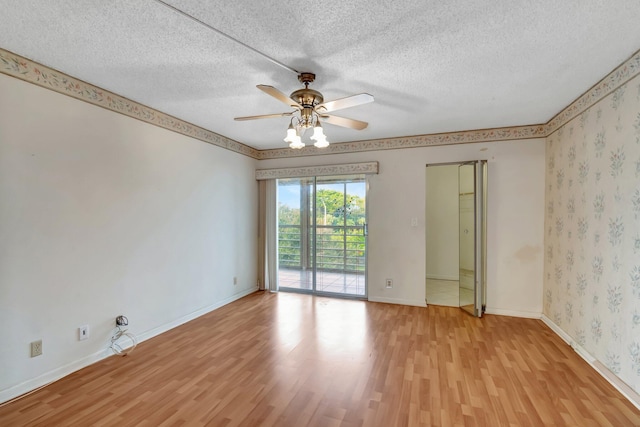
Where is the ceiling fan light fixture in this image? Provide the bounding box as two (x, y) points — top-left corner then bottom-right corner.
(284, 123), (296, 138)
(311, 120), (325, 139)
(284, 122), (305, 149)
(310, 120), (330, 148)
(288, 138), (305, 149)
(313, 136), (329, 148)
(235, 73), (372, 150)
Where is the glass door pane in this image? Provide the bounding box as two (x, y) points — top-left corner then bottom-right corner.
(315, 176), (367, 297)
(277, 178), (313, 292)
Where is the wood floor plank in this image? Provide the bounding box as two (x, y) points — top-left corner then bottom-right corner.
(1, 292), (639, 426)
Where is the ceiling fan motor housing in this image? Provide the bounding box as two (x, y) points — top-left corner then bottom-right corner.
(290, 76), (324, 128)
(290, 88), (323, 107)
(291, 72), (323, 115)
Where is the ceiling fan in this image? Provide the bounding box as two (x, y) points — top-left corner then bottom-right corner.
(234, 73), (374, 149)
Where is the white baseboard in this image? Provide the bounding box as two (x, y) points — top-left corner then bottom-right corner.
(368, 296), (427, 307)
(0, 288), (258, 405)
(541, 315), (640, 411)
(0, 348), (112, 406)
(484, 307), (542, 319)
(136, 287), (257, 343)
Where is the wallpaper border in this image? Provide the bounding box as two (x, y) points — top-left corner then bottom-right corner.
(545, 49), (640, 135)
(257, 126), (547, 159)
(0, 48), (261, 160)
(1, 47), (639, 160)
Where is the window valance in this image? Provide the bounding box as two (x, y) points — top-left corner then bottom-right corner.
(255, 161), (378, 180)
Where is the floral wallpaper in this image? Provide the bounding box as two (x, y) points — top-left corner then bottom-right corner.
(544, 72), (640, 394)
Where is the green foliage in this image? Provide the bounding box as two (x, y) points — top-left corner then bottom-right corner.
(278, 187), (366, 272)
(278, 188), (365, 226)
(316, 189), (365, 226)
(278, 204), (300, 225)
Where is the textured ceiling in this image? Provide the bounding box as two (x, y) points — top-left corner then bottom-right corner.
(1, 1), (639, 150)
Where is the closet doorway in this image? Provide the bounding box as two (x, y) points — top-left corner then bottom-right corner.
(425, 161), (487, 317)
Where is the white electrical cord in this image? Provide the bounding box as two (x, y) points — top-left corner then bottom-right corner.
(110, 326), (137, 356)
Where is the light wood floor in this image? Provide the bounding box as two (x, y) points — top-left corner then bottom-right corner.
(1, 292), (638, 426)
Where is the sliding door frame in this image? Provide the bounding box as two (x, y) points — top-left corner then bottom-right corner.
(277, 174), (369, 300)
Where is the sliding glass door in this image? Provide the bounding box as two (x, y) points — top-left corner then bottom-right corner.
(315, 177), (367, 295)
(277, 178), (313, 291)
(277, 175), (367, 297)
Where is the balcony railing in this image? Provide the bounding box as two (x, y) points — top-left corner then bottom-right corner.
(279, 224), (365, 273)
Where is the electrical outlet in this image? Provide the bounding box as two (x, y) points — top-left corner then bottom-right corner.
(31, 340), (42, 357)
(233, 276), (238, 285)
(78, 325), (89, 341)
(385, 279), (393, 288)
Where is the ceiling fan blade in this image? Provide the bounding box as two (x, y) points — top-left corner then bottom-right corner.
(316, 93), (374, 113)
(257, 85), (302, 109)
(234, 111), (294, 121)
(319, 114), (369, 130)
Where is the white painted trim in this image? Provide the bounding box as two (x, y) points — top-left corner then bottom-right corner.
(541, 315), (640, 411)
(368, 296), (427, 307)
(135, 287), (257, 343)
(484, 308), (542, 319)
(591, 360), (640, 411)
(0, 288), (258, 405)
(0, 348), (112, 406)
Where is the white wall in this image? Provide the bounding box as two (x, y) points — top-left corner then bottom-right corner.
(259, 138), (546, 315)
(425, 165), (459, 280)
(0, 74), (258, 402)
